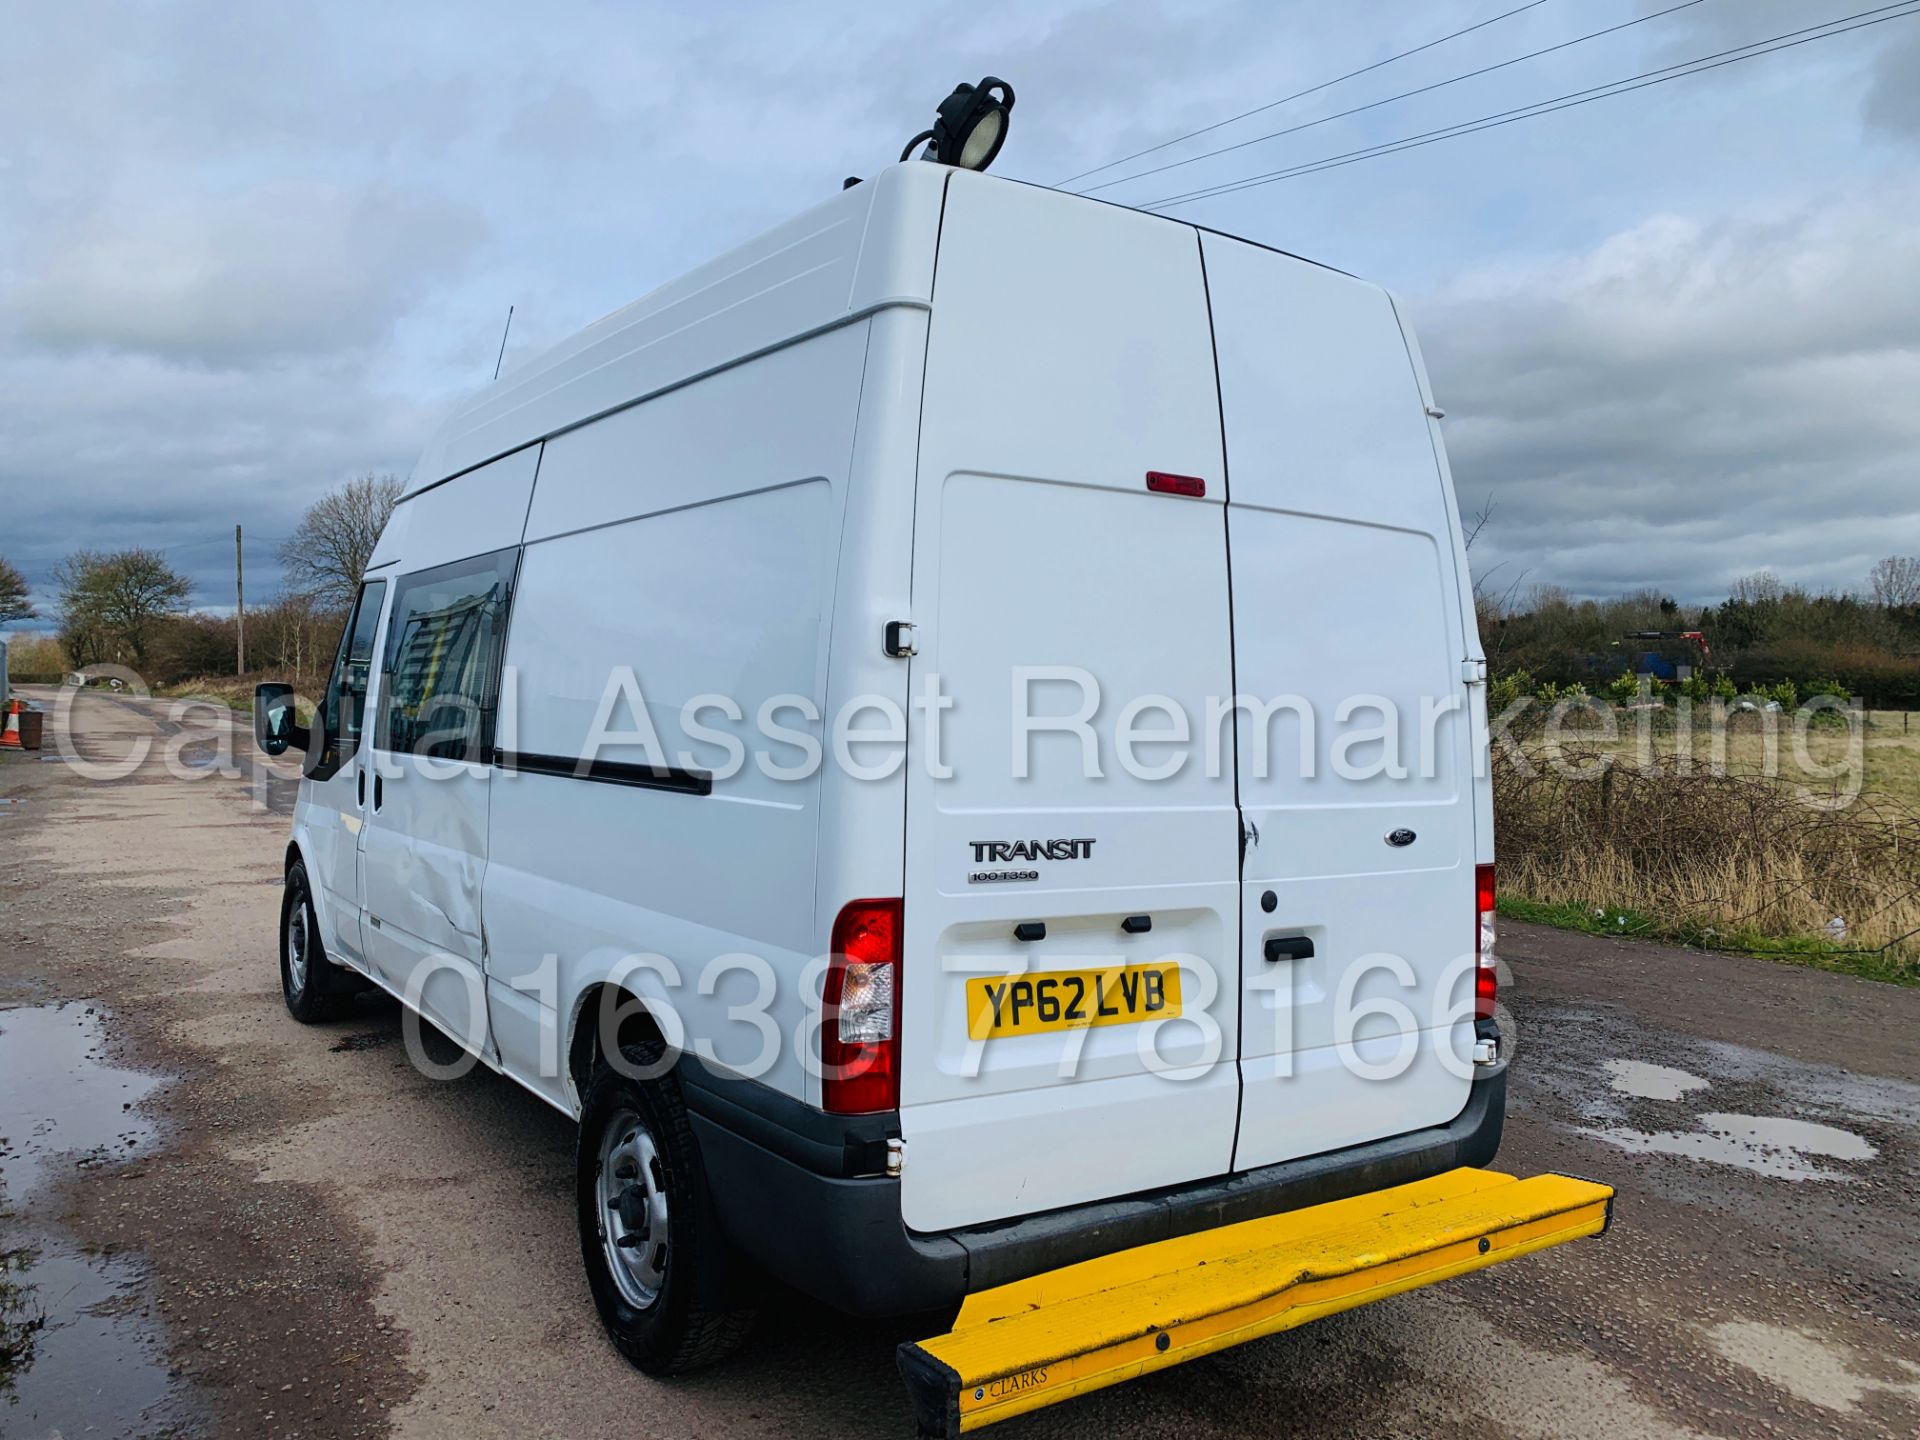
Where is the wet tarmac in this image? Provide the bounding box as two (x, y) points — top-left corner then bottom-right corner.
(0, 1003), (200, 1437)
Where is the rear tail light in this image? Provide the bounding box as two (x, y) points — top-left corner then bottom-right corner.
(823, 899), (903, 1114)
(1475, 863), (1497, 1020)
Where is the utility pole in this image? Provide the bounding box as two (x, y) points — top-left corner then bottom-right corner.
(235, 523), (246, 675)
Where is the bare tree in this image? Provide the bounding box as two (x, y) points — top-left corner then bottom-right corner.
(1456, 495), (1535, 664)
(55, 548), (193, 665)
(1461, 493), (1495, 552)
(279, 473), (404, 610)
(1729, 570), (1784, 605)
(1868, 555), (1920, 609)
(251, 592), (346, 687)
(0, 554), (35, 626)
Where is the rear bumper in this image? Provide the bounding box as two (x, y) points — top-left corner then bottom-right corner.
(686, 1051), (1507, 1318)
(901, 1164), (1611, 1437)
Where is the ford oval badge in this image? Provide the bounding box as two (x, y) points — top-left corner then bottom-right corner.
(1385, 828), (1417, 848)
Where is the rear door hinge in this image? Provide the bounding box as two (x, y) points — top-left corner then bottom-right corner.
(1462, 658), (1487, 686)
(884, 620), (917, 658)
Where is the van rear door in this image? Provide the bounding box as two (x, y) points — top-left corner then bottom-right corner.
(897, 175), (1241, 1233)
(1200, 234), (1479, 1172)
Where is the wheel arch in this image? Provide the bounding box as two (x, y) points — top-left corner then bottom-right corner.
(282, 837), (348, 973)
(567, 980), (673, 1114)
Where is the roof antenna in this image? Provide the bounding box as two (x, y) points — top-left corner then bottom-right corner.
(492, 304), (515, 382)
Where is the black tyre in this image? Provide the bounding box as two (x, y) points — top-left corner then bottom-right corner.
(280, 859), (353, 1023)
(577, 1041), (756, 1374)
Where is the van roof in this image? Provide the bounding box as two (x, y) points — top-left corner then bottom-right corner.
(408, 163), (946, 490)
(406, 165), (1361, 494)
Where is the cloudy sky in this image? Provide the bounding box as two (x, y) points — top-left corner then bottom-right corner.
(3, 0), (1917, 629)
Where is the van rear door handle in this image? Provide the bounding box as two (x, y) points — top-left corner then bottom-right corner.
(1265, 935), (1314, 962)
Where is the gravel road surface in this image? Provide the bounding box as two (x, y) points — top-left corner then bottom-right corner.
(1, 688), (1915, 1438)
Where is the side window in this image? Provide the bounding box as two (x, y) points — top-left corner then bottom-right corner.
(378, 548), (518, 763)
(316, 579), (387, 776)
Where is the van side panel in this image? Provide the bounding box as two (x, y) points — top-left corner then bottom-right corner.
(1200, 234), (1477, 1173)
(900, 175), (1242, 1233)
(393, 443), (540, 571)
(483, 325), (868, 1112)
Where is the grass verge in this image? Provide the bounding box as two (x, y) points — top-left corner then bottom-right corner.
(1497, 895), (1919, 986)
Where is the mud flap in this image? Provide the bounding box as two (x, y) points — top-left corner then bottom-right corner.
(897, 1167), (1613, 1437)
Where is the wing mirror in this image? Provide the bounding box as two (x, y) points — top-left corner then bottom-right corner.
(253, 682), (311, 757)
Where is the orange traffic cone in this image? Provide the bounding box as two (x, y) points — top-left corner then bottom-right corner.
(0, 699), (21, 749)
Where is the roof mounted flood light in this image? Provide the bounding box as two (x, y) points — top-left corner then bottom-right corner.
(900, 77), (1015, 171)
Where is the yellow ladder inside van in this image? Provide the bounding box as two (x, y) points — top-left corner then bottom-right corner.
(898, 1167), (1613, 1437)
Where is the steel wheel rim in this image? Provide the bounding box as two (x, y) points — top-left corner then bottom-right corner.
(285, 896), (310, 995)
(597, 1108), (669, 1310)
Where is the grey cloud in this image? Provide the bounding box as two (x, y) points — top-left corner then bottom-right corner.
(1645, 0), (1920, 146)
(1416, 187), (1920, 603)
(1864, 22), (1920, 139)
(14, 182), (482, 364)
(0, 346), (436, 614)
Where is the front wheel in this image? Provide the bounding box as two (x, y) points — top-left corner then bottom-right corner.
(279, 859), (353, 1023)
(577, 1042), (756, 1374)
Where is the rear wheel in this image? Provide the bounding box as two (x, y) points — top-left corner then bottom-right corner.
(280, 859), (353, 1023)
(577, 1041), (756, 1374)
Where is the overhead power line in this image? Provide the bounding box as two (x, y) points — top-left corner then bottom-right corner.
(162, 533), (245, 556)
(1140, 2), (1920, 211)
(1056, 0), (1550, 188)
(1081, 0), (1707, 196)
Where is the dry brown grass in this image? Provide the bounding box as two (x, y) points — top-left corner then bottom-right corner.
(159, 669), (328, 715)
(1495, 741), (1920, 980)
(1589, 714), (1920, 813)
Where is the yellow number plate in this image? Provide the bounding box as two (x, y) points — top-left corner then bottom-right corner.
(965, 962), (1183, 1040)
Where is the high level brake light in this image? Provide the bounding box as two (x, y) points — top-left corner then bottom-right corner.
(1475, 863), (1497, 1020)
(1146, 471), (1206, 497)
(824, 899), (903, 1114)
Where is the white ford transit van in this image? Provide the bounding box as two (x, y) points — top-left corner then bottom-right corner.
(257, 161), (1545, 1415)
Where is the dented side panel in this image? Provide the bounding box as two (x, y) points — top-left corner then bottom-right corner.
(358, 545), (521, 1064)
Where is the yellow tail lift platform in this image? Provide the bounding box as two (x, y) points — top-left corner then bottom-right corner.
(897, 1167), (1614, 1437)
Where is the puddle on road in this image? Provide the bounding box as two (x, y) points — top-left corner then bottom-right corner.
(1604, 1059), (1710, 1102)
(0, 1238), (194, 1437)
(1584, 1111), (1878, 1181)
(1703, 1113), (1877, 1161)
(0, 1003), (196, 1436)
(0, 1004), (159, 1201)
